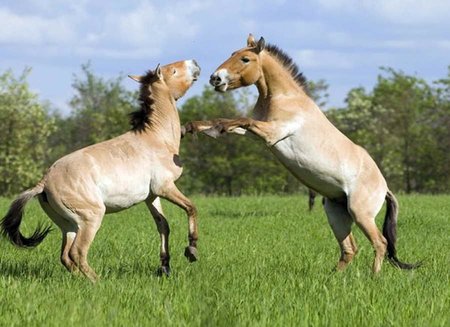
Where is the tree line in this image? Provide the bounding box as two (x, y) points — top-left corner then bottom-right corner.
(0, 64), (449, 196)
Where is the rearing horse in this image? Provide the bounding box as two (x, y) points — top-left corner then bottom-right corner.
(1, 60), (201, 281)
(186, 35), (418, 273)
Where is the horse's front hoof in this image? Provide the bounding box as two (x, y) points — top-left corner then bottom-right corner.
(184, 246), (198, 262)
(183, 122), (197, 134)
(157, 266), (171, 277)
(203, 127), (221, 139)
(217, 123), (228, 134)
(180, 126), (187, 138)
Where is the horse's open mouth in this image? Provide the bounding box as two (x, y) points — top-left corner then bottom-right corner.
(191, 64), (200, 82)
(214, 84), (228, 92)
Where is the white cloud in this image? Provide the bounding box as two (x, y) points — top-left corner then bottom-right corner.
(0, 0), (203, 59)
(317, 0), (450, 25)
(113, 1), (200, 48)
(75, 46), (162, 60)
(0, 7), (76, 45)
(380, 40), (418, 49)
(376, 0), (450, 25)
(436, 40), (450, 50)
(1, 0), (449, 111)
(294, 49), (394, 71)
(295, 49), (355, 69)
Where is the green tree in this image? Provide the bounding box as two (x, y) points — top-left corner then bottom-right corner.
(372, 67), (435, 192)
(58, 63), (136, 153)
(327, 87), (396, 179)
(0, 68), (57, 196)
(328, 67), (444, 193)
(179, 87), (300, 195)
(308, 79), (329, 108)
(426, 66), (450, 192)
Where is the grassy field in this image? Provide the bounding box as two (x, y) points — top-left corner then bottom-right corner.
(0, 194), (449, 326)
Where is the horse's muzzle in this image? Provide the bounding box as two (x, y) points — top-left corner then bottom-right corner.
(190, 60), (201, 81)
(209, 74), (222, 87)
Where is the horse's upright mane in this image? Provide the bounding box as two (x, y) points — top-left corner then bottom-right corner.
(265, 43), (310, 95)
(130, 70), (156, 132)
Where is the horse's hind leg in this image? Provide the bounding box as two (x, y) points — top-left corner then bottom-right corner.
(61, 230), (78, 273)
(38, 196), (79, 273)
(69, 210), (104, 282)
(159, 183), (198, 262)
(324, 199), (358, 271)
(348, 195), (387, 274)
(145, 197), (171, 276)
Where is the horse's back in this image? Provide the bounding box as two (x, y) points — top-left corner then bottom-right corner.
(41, 134), (154, 217)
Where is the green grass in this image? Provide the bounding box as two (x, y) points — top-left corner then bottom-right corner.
(0, 194), (449, 326)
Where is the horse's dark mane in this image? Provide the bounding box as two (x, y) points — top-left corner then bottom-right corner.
(265, 43), (310, 95)
(129, 70), (156, 132)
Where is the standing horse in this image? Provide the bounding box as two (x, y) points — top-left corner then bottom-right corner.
(186, 35), (418, 273)
(1, 60), (201, 281)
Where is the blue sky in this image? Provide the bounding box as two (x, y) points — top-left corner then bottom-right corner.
(1, 0), (449, 114)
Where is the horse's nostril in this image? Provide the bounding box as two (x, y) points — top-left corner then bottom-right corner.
(210, 75), (221, 86)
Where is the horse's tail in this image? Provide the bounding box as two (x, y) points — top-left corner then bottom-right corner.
(1, 183), (52, 248)
(382, 190), (420, 269)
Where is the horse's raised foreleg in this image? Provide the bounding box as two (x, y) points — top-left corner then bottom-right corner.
(324, 199), (358, 271)
(145, 197), (171, 276)
(159, 183), (198, 262)
(151, 197), (164, 214)
(182, 119), (224, 135)
(183, 120), (214, 133)
(183, 119), (237, 139)
(214, 118), (281, 144)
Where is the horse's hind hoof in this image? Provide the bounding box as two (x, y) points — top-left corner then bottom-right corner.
(184, 246), (198, 262)
(157, 266), (171, 277)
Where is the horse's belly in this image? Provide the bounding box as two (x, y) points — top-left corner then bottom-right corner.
(100, 176), (151, 213)
(270, 139), (346, 198)
(103, 189), (149, 213)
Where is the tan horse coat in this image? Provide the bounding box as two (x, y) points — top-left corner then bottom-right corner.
(1, 60), (201, 281)
(186, 35), (418, 273)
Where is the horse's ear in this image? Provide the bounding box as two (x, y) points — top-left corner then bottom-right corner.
(155, 64), (162, 80)
(256, 37), (265, 53)
(128, 75), (143, 83)
(247, 33), (256, 47)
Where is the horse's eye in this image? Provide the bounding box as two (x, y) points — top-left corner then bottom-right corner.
(173, 69), (177, 75)
(241, 57), (250, 63)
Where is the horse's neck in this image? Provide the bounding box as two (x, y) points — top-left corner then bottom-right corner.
(141, 97), (181, 152)
(254, 54), (315, 120)
(257, 54), (305, 97)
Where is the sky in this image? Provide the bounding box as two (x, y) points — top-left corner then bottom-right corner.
(1, 0), (450, 114)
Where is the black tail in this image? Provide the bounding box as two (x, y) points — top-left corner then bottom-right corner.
(1, 185), (52, 248)
(382, 190), (420, 270)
